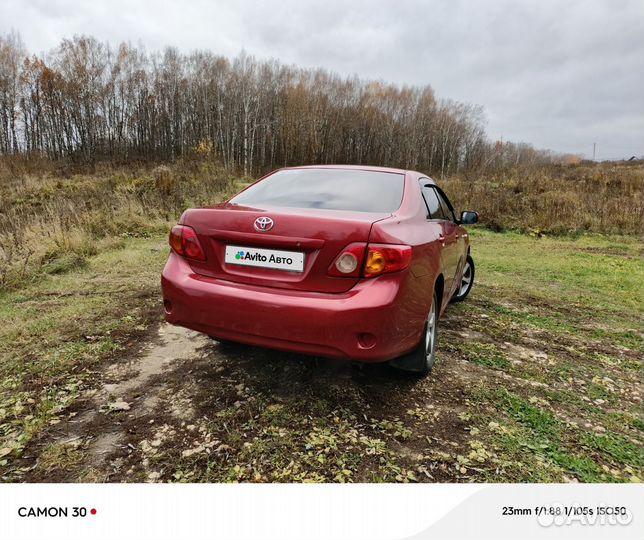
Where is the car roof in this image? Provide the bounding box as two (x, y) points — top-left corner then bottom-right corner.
(280, 164), (412, 175)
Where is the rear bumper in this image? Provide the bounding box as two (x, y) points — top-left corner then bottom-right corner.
(161, 252), (420, 362)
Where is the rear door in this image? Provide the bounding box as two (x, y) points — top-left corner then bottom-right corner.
(433, 186), (463, 298)
(419, 181), (460, 298)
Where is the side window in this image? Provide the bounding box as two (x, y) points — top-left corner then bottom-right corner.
(420, 183), (447, 220)
(435, 188), (456, 222)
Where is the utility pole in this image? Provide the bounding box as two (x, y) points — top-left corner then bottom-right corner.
(593, 142), (596, 161)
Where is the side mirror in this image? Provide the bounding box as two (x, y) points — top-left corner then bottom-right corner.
(460, 211), (479, 225)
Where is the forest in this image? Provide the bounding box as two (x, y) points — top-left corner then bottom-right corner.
(0, 32), (579, 176)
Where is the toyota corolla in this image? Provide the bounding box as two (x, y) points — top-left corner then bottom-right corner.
(161, 165), (478, 375)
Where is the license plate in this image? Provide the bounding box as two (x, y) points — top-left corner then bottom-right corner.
(224, 245), (305, 272)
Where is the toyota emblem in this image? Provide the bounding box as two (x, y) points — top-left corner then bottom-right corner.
(254, 216), (274, 232)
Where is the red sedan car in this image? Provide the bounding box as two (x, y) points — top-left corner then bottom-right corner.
(161, 165), (478, 375)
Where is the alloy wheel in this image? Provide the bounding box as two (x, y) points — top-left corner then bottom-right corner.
(459, 261), (472, 297)
(425, 299), (437, 365)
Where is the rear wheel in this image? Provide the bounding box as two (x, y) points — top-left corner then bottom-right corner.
(389, 291), (438, 376)
(451, 255), (474, 302)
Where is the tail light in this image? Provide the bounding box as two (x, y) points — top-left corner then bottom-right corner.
(328, 243), (366, 277)
(363, 244), (412, 277)
(169, 225), (206, 261)
(329, 243), (411, 278)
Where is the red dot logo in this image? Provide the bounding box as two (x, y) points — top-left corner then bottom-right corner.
(90, 508), (97, 515)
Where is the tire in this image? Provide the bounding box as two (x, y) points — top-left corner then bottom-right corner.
(389, 291), (439, 376)
(451, 255), (475, 303)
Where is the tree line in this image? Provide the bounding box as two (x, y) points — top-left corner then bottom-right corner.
(0, 32), (579, 176)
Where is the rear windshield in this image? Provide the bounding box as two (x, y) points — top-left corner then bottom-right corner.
(229, 168), (404, 213)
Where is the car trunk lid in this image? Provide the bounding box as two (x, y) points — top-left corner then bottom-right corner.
(181, 203), (390, 293)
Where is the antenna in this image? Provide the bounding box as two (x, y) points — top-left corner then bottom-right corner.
(593, 142), (596, 161)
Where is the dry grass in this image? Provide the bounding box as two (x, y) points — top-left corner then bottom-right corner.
(0, 158), (641, 291)
(442, 162), (643, 235)
(0, 159), (236, 289)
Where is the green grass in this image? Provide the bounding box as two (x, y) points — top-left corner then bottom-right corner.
(463, 343), (510, 370)
(496, 389), (559, 438)
(484, 388), (607, 482)
(469, 228), (643, 319)
(449, 228), (643, 483)
(0, 235), (168, 474)
(580, 432), (644, 470)
(1, 225), (642, 484)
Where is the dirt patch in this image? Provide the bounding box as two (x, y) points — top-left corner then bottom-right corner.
(570, 245), (640, 258)
(17, 315), (484, 482)
(21, 324), (209, 481)
(14, 286), (644, 484)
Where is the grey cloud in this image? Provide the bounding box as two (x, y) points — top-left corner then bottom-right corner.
(1, 0), (642, 158)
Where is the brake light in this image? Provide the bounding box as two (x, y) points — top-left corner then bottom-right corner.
(363, 244), (412, 277)
(329, 243), (411, 278)
(328, 243), (366, 277)
(169, 225), (206, 261)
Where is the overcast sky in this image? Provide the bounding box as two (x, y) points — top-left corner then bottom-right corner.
(2, 0), (643, 158)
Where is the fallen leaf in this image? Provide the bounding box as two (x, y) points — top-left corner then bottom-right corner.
(182, 445), (206, 458)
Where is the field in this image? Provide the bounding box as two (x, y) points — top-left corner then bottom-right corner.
(1, 221), (642, 483)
